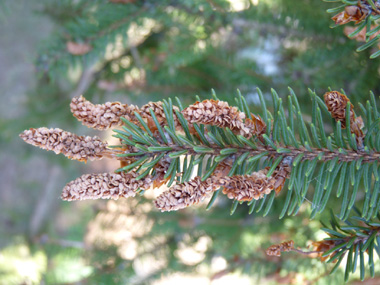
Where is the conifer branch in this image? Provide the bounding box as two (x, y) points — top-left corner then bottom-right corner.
(19, 88), (380, 280)
(20, 89), (380, 221)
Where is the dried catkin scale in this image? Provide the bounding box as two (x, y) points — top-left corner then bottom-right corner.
(245, 113), (267, 138)
(311, 240), (340, 262)
(331, 1), (380, 26)
(332, 6), (366, 26)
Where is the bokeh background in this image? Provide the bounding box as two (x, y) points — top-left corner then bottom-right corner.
(1, 0), (380, 284)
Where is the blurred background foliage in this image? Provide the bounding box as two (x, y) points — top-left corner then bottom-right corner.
(1, 0), (380, 284)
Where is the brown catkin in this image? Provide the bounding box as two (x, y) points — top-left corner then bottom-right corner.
(324, 91), (364, 146)
(266, 240), (295, 257)
(19, 127), (107, 162)
(219, 164), (291, 201)
(61, 172), (152, 201)
(219, 169), (275, 201)
(182, 99), (245, 130)
(182, 99), (265, 138)
(70, 95), (139, 130)
(154, 176), (217, 212)
(323, 91), (354, 128)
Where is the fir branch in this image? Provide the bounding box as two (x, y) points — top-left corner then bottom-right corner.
(19, 89), (380, 221)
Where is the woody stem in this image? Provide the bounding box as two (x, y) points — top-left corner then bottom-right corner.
(108, 143), (380, 164)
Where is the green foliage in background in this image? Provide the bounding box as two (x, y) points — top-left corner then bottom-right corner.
(34, 0), (380, 102)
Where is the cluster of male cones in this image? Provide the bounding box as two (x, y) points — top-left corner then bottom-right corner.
(20, 90), (362, 259)
(20, 94), (285, 210)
